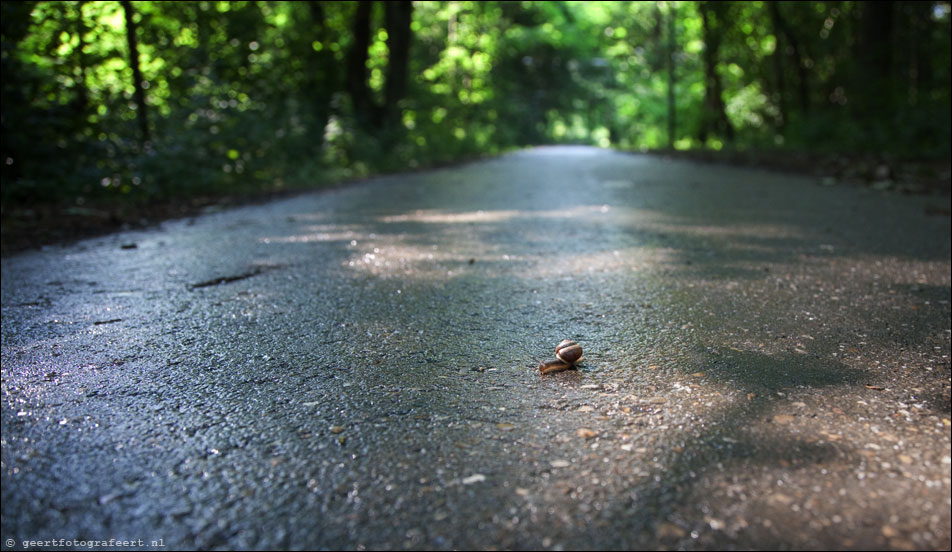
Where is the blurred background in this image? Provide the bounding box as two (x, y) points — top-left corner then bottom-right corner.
(2, 1), (950, 250)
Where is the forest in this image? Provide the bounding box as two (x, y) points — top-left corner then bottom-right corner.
(1, 1), (950, 216)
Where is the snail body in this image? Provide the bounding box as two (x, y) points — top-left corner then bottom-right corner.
(539, 339), (584, 374)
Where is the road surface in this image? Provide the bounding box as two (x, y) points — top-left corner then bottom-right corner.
(2, 146), (950, 550)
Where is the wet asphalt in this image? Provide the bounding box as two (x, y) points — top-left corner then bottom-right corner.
(2, 146), (950, 550)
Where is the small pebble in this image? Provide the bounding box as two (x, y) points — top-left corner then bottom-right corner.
(462, 474), (486, 485)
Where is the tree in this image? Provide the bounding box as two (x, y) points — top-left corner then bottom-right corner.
(697, 1), (734, 145)
(768, 2), (810, 118)
(666, 1), (677, 148)
(2, 0), (950, 211)
(379, 1), (413, 129)
(120, 0), (150, 147)
(345, 0), (374, 126)
(344, 1), (414, 133)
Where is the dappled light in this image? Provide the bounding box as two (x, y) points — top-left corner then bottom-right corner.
(257, 190), (906, 287)
(4, 144), (949, 551)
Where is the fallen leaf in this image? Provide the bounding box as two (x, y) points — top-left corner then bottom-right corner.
(691, 371), (705, 378)
(773, 414), (796, 424)
(898, 454), (913, 465)
(329, 425), (345, 434)
(865, 384), (885, 391)
(496, 422), (515, 431)
(577, 405), (595, 413)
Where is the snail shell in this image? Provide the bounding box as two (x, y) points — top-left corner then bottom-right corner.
(540, 339), (584, 374)
(555, 339), (583, 365)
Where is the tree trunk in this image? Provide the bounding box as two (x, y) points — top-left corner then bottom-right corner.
(305, 1), (336, 144)
(345, 1), (373, 126)
(120, 0), (150, 147)
(768, 2), (809, 115)
(900, 1), (930, 106)
(666, 1), (677, 148)
(0, 1), (37, 183)
(379, 0), (413, 129)
(855, 1), (895, 115)
(73, 1), (89, 113)
(766, 2), (787, 129)
(697, 1), (733, 145)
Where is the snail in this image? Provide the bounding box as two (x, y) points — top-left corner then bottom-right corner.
(539, 339), (584, 374)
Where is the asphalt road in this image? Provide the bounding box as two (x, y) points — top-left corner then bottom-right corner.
(2, 146), (950, 550)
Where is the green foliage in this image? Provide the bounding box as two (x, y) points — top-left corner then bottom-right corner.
(2, 1), (949, 210)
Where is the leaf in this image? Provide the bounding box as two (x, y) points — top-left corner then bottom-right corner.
(865, 384), (885, 391)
